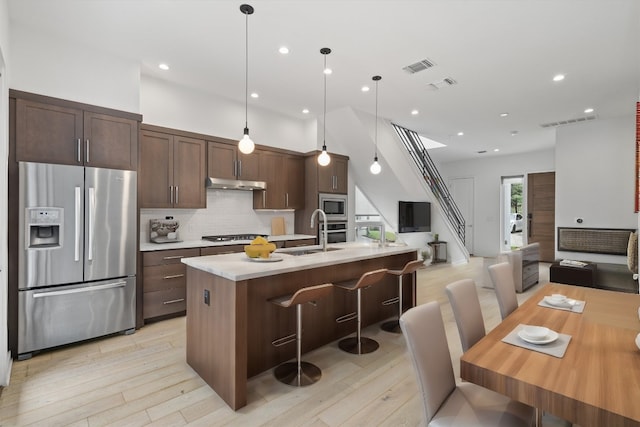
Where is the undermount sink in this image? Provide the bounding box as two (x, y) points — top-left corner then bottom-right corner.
(278, 247), (343, 256)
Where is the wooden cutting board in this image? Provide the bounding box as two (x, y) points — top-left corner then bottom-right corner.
(271, 217), (285, 236)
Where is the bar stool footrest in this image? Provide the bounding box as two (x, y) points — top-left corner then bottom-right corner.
(274, 361), (322, 387)
(338, 336), (379, 354)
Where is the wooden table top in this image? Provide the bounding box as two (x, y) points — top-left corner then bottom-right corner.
(460, 283), (640, 427)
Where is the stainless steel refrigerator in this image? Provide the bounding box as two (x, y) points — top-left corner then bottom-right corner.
(18, 162), (137, 359)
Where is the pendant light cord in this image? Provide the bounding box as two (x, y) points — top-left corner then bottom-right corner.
(374, 79), (378, 157)
(245, 11), (249, 130)
(323, 54), (327, 144)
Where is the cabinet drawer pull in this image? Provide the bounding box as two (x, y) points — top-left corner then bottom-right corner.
(382, 297), (400, 306)
(77, 138), (81, 163)
(163, 274), (184, 279)
(175, 186), (179, 205)
(170, 186), (174, 204)
(86, 139), (90, 163)
(336, 312), (357, 323)
(163, 298), (185, 305)
(162, 255), (184, 260)
(272, 333), (296, 347)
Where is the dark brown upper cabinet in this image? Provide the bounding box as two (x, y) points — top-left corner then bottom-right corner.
(15, 96), (139, 170)
(139, 129), (206, 209)
(207, 141), (261, 182)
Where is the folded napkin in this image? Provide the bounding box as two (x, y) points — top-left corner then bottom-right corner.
(538, 297), (585, 313)
(502, 324), (572, 358)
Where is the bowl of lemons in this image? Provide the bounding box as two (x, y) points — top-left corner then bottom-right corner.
(244, 236), (276, 259)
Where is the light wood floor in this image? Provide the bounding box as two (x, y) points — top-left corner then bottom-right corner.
(0, 258), (550, 426)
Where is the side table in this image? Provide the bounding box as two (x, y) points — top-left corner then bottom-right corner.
(428, 241), (447, 264)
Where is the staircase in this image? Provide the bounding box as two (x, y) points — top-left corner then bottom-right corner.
(324, 106), (469, 264)
(391, 123), (466, 245)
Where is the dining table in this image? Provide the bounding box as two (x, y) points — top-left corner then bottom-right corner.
(460, 282), (640, 427)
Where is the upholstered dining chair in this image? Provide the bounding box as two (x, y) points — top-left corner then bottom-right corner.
(399, 301), (536, 426)
(488, 262), (519, 320)
(445, 279), (486, 353)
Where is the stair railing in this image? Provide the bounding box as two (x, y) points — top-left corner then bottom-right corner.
(392, 123), (466, 244)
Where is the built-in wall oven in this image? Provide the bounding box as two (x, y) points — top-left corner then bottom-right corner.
(319, 193), (347, 221)
(320, 222), (348, 243)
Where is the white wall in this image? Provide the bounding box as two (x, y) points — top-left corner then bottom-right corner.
(440, 149), (555, 257)
(0, 0), (12, 386)
(9, 26), (140, 113)
(555, 116), (637, 264)
(140, 76), (316, 153)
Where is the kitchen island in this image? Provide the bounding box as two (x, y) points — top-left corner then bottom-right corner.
(181, 242), (417, 410)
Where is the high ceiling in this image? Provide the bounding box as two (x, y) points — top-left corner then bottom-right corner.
(8, 0), (640, 163)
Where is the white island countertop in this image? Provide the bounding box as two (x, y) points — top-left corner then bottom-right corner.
(181, 242), (418, 281)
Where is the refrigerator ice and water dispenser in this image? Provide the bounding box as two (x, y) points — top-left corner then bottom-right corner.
(25, 207), (63, 249)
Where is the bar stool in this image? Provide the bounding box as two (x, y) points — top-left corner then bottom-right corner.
(381, 259), (424, 333)
(269, 283), (333, 387)
(334, 269), (388, 354)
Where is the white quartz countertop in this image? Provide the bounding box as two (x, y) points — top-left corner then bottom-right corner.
(181, 242), (417, 281)
(139, 234), (316, 252)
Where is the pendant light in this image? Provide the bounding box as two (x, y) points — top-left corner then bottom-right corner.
(317, 47), (332, 166)
(238, 4), (255, 155)
(370, 75), (382, 175)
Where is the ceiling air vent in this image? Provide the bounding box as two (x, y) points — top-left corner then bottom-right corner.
(402, 58), (436, 74)
(540, 115), (597, 128)
(427, 78), (458, 90)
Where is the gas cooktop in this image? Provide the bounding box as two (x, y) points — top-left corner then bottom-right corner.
(202, 233), (264, 242)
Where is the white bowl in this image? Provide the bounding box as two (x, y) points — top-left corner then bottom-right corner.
(522, 325), (550, 340)
(551, 294), (566, 301)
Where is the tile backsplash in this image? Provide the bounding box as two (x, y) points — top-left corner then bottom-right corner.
(140, 189), (296, 242)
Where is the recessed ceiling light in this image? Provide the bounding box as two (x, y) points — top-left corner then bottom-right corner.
(158, 63), (169, 71)
(500, 112), (509, 117)
(511, 130), (519, 136)
(553, 74), (565, 82)
(361, 86), (370, 92)
(323, 68), (332, 75)
(457, 132), (464, 136)
(250, 92), (259, 98)
(302, 108), (310, 114)
(411, 109), (419, 116)
(279, 46), (289, 54)
(494, 148), (500, 152)
(584, 107), (594, 113)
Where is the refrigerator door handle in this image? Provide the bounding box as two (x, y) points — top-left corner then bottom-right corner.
(88, 187), (96, 261)
(74, 186), (81, 262)
(32, 281), (127, 298)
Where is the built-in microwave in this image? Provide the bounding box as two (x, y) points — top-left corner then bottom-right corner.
(319, 193), (347, 221)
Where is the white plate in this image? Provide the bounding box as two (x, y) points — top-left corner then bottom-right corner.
(544, 296), (577, 308)
(247, 255), (283, 262)
(518, 329), (559, 345)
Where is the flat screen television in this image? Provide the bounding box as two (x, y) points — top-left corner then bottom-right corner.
(398, 201), (431, 232)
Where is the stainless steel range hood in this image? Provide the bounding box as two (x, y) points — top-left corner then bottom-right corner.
(206, 177), (266, 191)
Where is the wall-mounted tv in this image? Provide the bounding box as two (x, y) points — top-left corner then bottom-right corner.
(398, 201), (431, 233)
